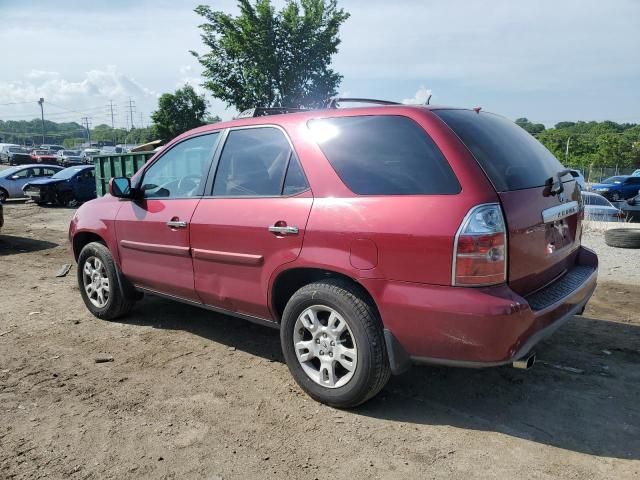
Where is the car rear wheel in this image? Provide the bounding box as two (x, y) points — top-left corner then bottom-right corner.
(280, 278), (390, 408)
(77, 242), (136, 320)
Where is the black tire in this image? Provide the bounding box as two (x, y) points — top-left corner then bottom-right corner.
(77, 242), (136, 320)
(604, 228), (640, 249)
(280, 278), (390, 408)
(58, 191), (77, 208)
(0, 188), (8, 203)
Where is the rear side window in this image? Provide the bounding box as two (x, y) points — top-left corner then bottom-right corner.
(308, 116), (460, 195)
(434, 110), (566, 192)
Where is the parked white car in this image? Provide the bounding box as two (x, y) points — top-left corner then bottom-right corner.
(632, 169), (640, 177)
(569, 169), (586, 190)
(581, 191), (626, 222)
(0, 143), (21, 163)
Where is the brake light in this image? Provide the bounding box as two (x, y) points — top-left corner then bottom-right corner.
(453, 204), (507, 286)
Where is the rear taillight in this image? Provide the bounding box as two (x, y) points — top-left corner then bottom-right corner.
(453, 203), (507, 286)
(614, 211), (626, 219)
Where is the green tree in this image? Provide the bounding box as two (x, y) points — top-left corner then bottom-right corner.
(191, 0), (350, 111)
(151, 85), (208, 141)
(515, 117), (545, 135)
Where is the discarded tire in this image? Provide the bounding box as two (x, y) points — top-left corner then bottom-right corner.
(604, 228), (640, 249)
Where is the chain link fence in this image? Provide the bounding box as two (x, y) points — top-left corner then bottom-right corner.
(572, 166), (639, 184)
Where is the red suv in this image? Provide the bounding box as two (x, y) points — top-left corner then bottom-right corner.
(69, 100), (598, 407)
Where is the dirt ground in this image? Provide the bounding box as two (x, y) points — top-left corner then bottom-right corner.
(1, 201), (639, 480)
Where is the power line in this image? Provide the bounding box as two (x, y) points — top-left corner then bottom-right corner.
(0, 100), (39, 107)
(47, 102), (106, 115)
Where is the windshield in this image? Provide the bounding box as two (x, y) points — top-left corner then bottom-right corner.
(51, 167), (86, 180)
(34, 150), (48, 155)
(0, 167), (20, 178)
(601, 176), (625, 184)
(9, 147), (23, 153)
(63, 150), (80, 155)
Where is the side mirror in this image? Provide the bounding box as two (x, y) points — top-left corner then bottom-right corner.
(109, 177), (132, 198)
(9, 175), (19, 180)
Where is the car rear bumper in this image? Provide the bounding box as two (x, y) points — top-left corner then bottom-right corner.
(367, 246), (598, 372)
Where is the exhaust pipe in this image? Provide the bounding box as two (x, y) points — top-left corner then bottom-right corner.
(512, 352), (536, 370)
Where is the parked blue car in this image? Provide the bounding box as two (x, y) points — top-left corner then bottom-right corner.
(22, 165), (96, 207)
(590, 175), (640, 201)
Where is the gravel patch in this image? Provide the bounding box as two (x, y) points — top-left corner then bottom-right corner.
(582, 228), (640, 285)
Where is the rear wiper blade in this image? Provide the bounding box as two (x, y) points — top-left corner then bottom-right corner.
(545, 169), (573, 196)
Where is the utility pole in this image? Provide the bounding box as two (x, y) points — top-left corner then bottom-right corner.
(81, 117), (92, 146)
(38, 97), (45, 145)
(565, 136), (571, 162)
(108, 100), (116, 129)
(107, 100), (117, 143)
(126, 97), (136, 130)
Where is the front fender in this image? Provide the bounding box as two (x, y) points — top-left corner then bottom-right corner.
(69, 196), (123, 264)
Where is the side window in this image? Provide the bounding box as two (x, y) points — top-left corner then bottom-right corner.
(282, 153), (309, 195)
(141, 133), (219, 198)
(43, 168), (57, 176)
(308, 116), (460, 195)
(212, 127), (299, 197)
(13, 169), (30, 179)
(77, 169), (93, 181)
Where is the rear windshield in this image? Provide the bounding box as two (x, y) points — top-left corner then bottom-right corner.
(434, 109), (565, 191)
(308, 115), (460, 195)
(582, 194), (611, 207)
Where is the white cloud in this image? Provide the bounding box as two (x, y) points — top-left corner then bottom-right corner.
(25, 70), (60, 80)
(402, 86), (433, 105)
(0, 67), (158, 125)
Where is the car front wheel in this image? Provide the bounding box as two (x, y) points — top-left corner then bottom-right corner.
(77, 242), (136, 320)
(280, 279), (390, 408)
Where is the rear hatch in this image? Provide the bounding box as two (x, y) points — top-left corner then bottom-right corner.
(434, 109), (582, 296)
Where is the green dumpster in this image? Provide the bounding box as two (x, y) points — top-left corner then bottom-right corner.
(93, 152), (154, 196)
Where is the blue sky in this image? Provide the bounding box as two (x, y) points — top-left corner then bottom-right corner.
(0, 0), (638, 127)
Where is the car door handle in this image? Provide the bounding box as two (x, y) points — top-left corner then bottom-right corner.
(268, 225), (299, 235)
(167, 220), (188, 229)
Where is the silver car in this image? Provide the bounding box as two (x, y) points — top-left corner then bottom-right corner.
(0, 165), (64, 202)
(582, 191), (626, 222)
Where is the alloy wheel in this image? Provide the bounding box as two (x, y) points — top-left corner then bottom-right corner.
(293, 305), (358, 388)
(82, 256), (110, 308)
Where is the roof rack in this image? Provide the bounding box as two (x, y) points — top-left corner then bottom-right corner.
(234, 96), (422, 119)
(325, 97), (401, 109)
(235, 107), (308, 119)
